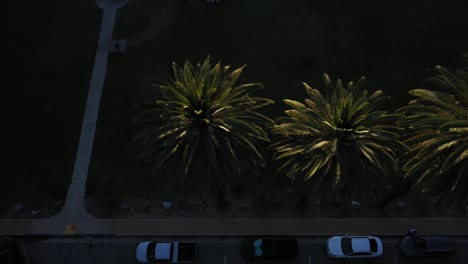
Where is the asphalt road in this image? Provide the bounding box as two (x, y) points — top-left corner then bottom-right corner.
(22, 236), (468, 264)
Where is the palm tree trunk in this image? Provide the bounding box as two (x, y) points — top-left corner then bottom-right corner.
(375, 178), (413, 208)
(215, 184), (231, 210)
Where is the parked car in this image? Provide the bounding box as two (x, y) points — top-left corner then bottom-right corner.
(400, 232), (456, 257)
(0, 236), (31, 264)
(136, 240), (198, 263)
(240, 237), (298, 260)
(326, 235), (383, 258)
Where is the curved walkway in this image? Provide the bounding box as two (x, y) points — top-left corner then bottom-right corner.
(29, 0), (128, 235)
(1, 0), (468, 237)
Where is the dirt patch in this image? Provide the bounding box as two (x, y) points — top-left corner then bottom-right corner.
(86, 193), (468, 219)
(86, 167), (468, 219)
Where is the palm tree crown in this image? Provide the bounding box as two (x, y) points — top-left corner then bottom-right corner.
(133, 56), (274, 195)
(272, 73), (406, 204)
(397, 64), (468, 207)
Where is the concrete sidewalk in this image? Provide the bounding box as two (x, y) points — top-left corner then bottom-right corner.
(2, 217), (467, 236)
(26, 0), (128, 236)
(110, 218), (468, 236)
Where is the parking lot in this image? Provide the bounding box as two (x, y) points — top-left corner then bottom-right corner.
(21, 236), (468, 264)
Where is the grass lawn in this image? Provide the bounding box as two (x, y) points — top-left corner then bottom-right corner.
(3, 1), (101, 217)
(86, 0), (468, 218)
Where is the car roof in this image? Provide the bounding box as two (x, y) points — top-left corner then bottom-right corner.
(241, 237), (297, 259)
(155, 242), (172, 260)
(425, 237), (454, 251)
(351, 238), (371, 253)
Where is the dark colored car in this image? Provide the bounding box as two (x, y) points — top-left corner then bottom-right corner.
(0, 236), (31, 264)
(241, 237), (298, 260)
(400, 235), (456, 257)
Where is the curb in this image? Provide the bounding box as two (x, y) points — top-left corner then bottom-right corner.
(2, 218), (467, 236)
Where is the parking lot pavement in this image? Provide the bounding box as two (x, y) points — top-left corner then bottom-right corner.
(22, 236), (468, 264)
(26, 242), (138, 264)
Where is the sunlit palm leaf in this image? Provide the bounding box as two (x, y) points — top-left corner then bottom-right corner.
(272, 73), (407, 204)
(397, 64), (468, 207)
(134, 56), (275, 195)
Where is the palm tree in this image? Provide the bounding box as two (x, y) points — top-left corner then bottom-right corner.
(133, 56), (275, 197)
(396, 63), (468, 207)
(272, 73), (407, 205)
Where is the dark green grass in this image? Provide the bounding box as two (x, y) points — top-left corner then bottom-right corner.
(3, 1), (101, 215)
(86, 0), (468, 216)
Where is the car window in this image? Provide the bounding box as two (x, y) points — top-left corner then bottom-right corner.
(350, 252), (371, 256)
(413, 237), (427, 254)
(147, 242), (156, 262)
(425, 247), (449, 255)
(341, 238), (353, 255)
(369, 239), (378, 253)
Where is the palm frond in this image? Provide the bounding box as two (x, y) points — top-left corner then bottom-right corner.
(134, 56), (275, 196)
(398, 63), (468, 207)
(273, 73), (405, 204)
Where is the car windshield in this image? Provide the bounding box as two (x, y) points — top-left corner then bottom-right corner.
(341, 238), (353, 255)
(369, 238), (378, 253)
(147, 242), (156, 262)
(414, 237), (427, 254)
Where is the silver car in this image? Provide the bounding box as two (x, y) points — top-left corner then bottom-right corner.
(326, 235), (383, 258)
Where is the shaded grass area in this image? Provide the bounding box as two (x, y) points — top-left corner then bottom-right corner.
(86, 0), (468, 217)
(3, 1), (101, 217)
